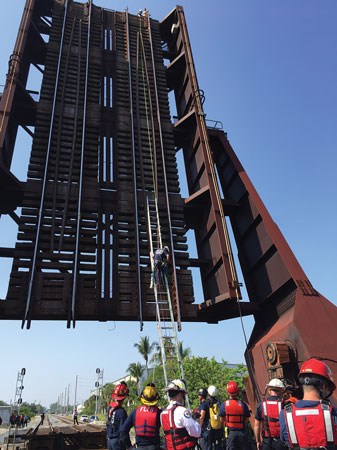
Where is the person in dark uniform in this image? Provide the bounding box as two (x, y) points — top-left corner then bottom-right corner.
(121, 384), (162, 450)
(152, 246), (170, 286)
(107, 382), (129, 450)
(197, 388), (210, 450)
(279, 358), (337, 449)
(254, 378), (285, 450)
(40, 413), (45, 425)
(219, 381), (250, 450)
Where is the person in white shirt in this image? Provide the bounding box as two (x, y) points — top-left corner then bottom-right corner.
(160, 379), (201, 450)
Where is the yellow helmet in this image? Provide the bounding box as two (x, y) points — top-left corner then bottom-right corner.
(140, 385), (159, 406)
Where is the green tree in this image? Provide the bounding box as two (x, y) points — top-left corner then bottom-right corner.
(102, 382), (115, 412)
(178, 341), (192, 360)
(183, 357), (248, 410)
(134, 336), (155, 375)
(0, 401), (8, 406)
(127, 362), (144, 394)
(82, 395), (96, 415)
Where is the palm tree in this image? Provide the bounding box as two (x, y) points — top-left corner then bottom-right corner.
(127, 362), (144, 394)
(134, 336), (155, 375)
(150, 342), (162, 365)
(178, 341), (192, 360)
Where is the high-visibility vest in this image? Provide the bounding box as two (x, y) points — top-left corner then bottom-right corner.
(284, 401), (337, 448)
(262, 400), (282, 438)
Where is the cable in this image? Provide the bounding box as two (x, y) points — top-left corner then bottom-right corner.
(236, 298), (264, 399)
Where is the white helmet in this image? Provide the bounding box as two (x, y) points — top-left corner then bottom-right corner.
(266, 378), (285, 390)
(164, 379), (188, 394)
(208, 385), (218, 397)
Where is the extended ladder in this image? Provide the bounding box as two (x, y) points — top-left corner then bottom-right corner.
(137, 14), (188, 404)
(146, 196), (186, 388)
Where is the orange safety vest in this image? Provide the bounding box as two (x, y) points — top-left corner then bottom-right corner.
(224, 400), (244, 429)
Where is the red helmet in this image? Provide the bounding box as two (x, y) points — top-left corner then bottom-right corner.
(227, 381), (239, 395)
(299, 359), (336, 391)
(111, 382), (129, 400)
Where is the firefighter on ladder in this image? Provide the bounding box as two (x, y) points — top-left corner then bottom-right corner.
(161, 379), (201, 450)
(254, 378), (286, 450)
(279, 358), (337, 449)
(152, 246), (170, 287)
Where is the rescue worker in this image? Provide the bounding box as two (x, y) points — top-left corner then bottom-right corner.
(107, 382), (129, 450)
(152, 246), (170, 286)
(121, 384), (162, 450)
(207, 385), (223, 450)
(197, 388), (210, 450)
(279, 358), (337, 449)
(254, 378), (286, 450)
(219, 381), (250, 450)
(161, 379), (201, 450)
(283, 385), (298, 407)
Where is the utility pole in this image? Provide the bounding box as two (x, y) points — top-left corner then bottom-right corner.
(99, 370), (104, 414)
(67, 384), (70, 415)
(74, 375), (78, 413)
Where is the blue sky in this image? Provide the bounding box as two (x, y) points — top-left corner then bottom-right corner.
(0, 0), (336, 407)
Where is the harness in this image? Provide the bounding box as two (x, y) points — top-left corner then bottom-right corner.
(161, 405), (197, 450)
(284, 400), (336, 449)
(262, 400), (282, 438)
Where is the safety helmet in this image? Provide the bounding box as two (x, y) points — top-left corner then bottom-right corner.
(164, 246), (170, 253)
(298, 358), (336, 391)
(164, 379), (188, 394)
(140, 385), (159, 406)
(208, 385), (218, 397)
(198, 388), (208, 397)
(266, 378), (286, 391)
(227, 381), (239, 395)
(111, 382), (129, 400)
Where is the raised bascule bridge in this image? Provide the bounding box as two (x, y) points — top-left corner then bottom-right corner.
(1, 0), (337, 412)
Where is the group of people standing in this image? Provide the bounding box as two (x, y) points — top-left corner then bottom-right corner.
(106, 358), (337, 450)
(9, 413), (28, 427)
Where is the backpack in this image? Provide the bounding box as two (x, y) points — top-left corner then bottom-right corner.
(209, 401), (222, 430)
